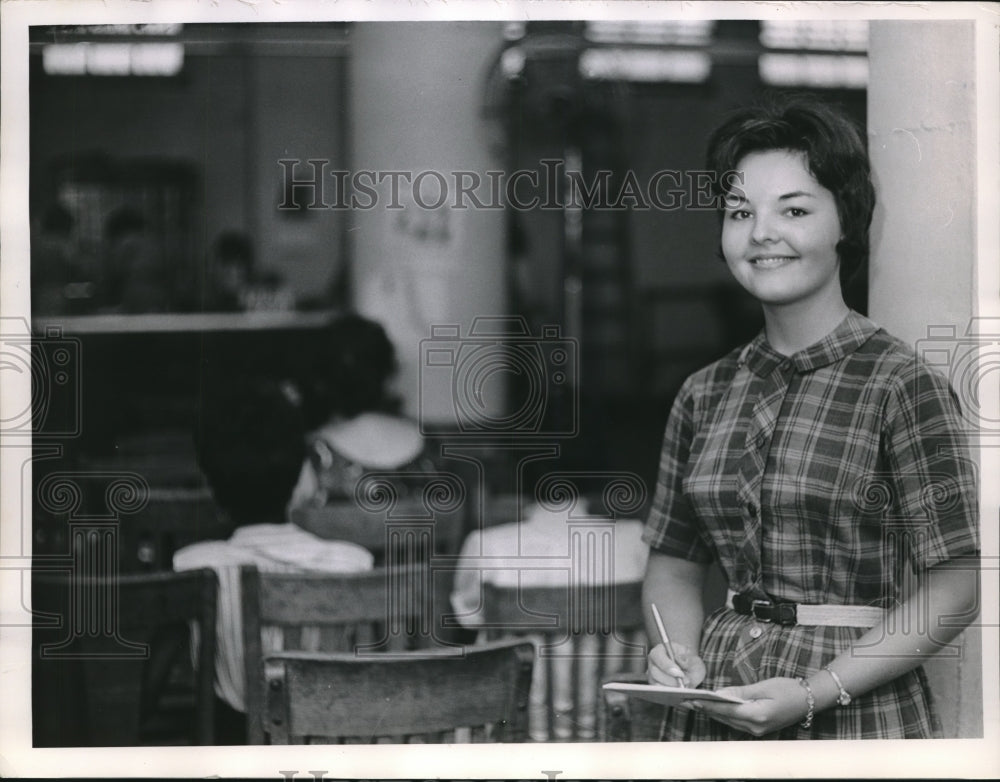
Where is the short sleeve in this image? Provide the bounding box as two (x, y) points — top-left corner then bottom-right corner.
(882, 361), (980, 571)
(642, 377), (714, 563)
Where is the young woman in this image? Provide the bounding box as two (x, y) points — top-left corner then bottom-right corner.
(643, 94), (980, 740)
(290, 313), (436, 507)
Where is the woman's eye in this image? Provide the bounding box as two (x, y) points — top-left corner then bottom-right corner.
(727, 209), (751, 221)
(786, 207), (808, 217)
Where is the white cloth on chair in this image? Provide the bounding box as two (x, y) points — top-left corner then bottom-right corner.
(450, 504), (649, 740)
(174, 522), (373, 712)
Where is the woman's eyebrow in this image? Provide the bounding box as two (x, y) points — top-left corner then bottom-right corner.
(778, 190), (816, 200)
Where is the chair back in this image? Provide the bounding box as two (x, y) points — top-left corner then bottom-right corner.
(264, 639), (535, 743)
(241, 563), (453, 744)
(483, 580), (648, 741)
(32, 568), (218, 746)
(600, 670), (670, 742)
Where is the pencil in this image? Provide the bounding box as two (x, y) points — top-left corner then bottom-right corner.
(650, 602), (686, 687)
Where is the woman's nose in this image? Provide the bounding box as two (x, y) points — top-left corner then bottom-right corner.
(750, 214), (778, 244)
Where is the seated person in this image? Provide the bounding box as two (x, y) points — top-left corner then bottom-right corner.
(205, 231), (294, 313)
(173, 377), (373, 742)
(291, 313), (437, 507)
(204, 231), (254, 312)
(104, 208), (170, 313)
(450, 496), (649, 741)
(31, 202), (90, 316)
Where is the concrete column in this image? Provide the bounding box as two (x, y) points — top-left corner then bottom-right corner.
(867, 20), (981, 738)
(868, 21), (977, 333)
(349, 23), (507, 422)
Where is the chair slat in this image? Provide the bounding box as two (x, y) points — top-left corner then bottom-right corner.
(264, 641), (534, 744)
(255, 565), (431, 624)
(241, 563), (455, 744)
(483, 580), (648, 741)
(598, 670), (670, 742)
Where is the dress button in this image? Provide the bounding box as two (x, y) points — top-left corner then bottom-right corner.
(749, 625), (763, 639)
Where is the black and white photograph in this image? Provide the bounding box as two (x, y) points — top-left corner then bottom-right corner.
(1, 1), (997, 778)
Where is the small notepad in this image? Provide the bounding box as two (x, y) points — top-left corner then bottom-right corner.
(602, 681), (745, 706)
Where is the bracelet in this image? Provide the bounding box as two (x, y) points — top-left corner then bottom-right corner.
(824, 665), (853, 706)
(796, 677), (815, 729)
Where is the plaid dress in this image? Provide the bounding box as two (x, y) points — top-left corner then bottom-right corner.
(643, 311), (979, 740)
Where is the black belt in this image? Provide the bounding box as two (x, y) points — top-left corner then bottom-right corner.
(731, 593), (798, 625)
(728, 590), (885, 627)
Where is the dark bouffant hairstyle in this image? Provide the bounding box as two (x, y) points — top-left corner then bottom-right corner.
(706, 93), (875, 285)
(194, 377), (305, 520)
(301, 313), (401, 428)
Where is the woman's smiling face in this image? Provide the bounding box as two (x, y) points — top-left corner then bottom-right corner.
(722, 148), (844, 309)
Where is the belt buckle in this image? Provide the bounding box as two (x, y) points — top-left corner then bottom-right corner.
(775, 602), (797, 625)
(750, 599), (773, 622)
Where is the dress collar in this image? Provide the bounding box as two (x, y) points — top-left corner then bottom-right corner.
(737, 310), (880, 377)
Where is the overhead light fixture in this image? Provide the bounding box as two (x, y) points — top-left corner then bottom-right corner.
(42, 42), (185, 76)
(760, 20), (868, 52)
(503, 22), (526, 41)
(759, 53), (868, 88)
(580, 48), (711, 83)
(63, 23), (184, 37)
(585, 20), (715, 47)
(500, 46), (526, 79)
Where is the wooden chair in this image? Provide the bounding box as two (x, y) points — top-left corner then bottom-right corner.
(32, 568), (218, 746)
(241, 562), (458, 744)
(482, 580), (648, 741)
(263, 639), (535, 743)
(600, 670), (671, 742)
(600, 562), (733, 742)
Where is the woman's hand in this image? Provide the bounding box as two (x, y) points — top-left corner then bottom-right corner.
(647, 642), (706, 689)
(684, 676), (810, 737)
